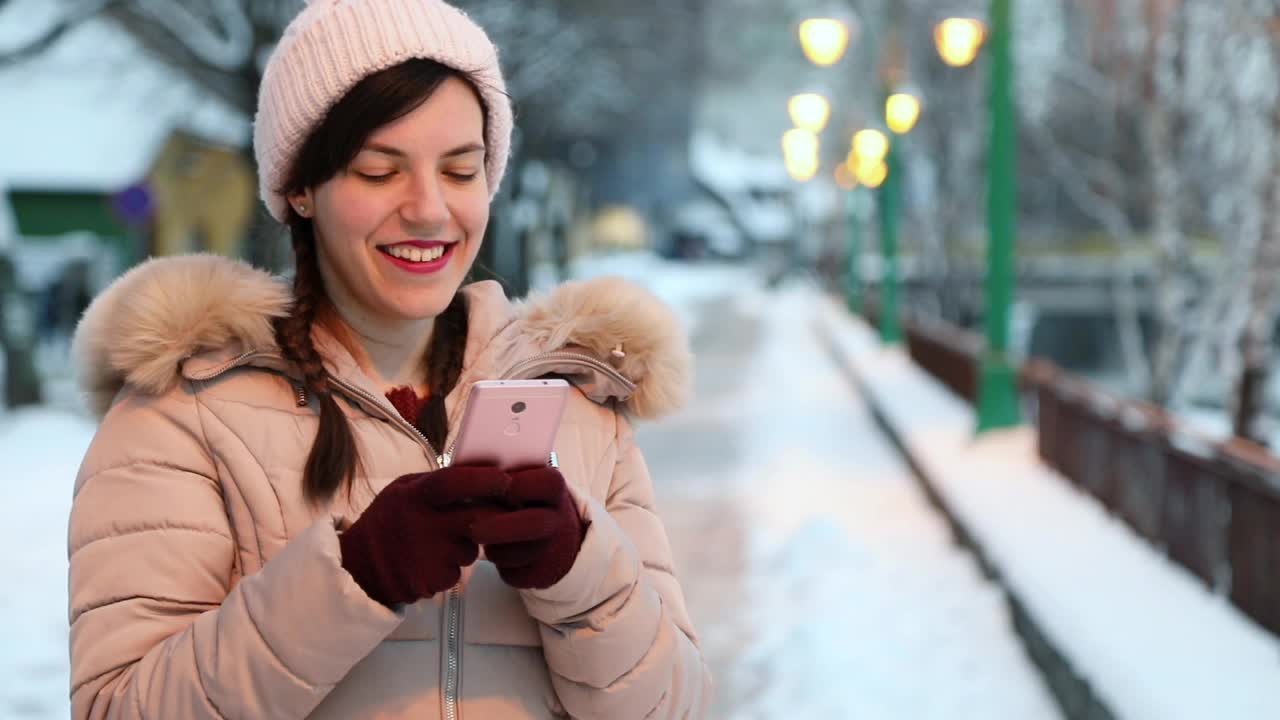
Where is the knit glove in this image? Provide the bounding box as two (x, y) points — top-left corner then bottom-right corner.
(468, 467), (588, 590)
(339, 465), (509, 608)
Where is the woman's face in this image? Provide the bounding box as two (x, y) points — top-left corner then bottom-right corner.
(296, 76), (489, 326)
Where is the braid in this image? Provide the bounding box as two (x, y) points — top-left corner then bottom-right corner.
(416, 292), (469, 450)
(275, 221), (361, 504)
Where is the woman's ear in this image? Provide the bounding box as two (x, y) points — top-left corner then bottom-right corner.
(287, 190), (315, 218)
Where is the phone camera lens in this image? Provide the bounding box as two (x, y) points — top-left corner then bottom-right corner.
(511, 401), (527, 414)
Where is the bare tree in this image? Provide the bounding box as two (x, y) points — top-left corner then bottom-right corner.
(1144, 0), (1191, 406)
(1229, 0), (1280, 441)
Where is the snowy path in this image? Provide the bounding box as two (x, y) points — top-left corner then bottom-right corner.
(637, 281), (1061, 719)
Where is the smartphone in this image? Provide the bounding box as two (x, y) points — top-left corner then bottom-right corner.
(448, 379), (570, 471)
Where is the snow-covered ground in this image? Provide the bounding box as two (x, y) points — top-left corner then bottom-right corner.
(2, 254), (1065, 718)
(0, 408), (96, 719)
(818, 295), (1280, 720)
(633, 275), (1061, 719)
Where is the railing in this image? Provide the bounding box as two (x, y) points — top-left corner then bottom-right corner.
(859, 297), (1280, 637)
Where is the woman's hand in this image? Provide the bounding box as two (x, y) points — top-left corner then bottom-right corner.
(339, 465), (509, 607)
(468, 467), (588, 589)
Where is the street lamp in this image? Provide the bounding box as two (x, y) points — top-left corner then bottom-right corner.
(853, 158), (888, 189)
(798, 18), (851, 66)
(782, 128), (820, 182)
(973, 0), (1020, 430)
(885, 92), (922, 134)
(782, 128), (819, 157)
(852, 129), (889, 164)
(785, 154), (820, 182)
(934, 17), (986, 67)
(788, 93), (832, 133)
(849, 129), (890, 189)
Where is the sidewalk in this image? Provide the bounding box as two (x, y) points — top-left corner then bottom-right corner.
(632, 277), (1060, 719)
(817, 296), (1280, 720)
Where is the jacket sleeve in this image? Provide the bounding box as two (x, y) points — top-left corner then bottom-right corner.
(518, 412), (713, 719)
(68, 384), (404, 720)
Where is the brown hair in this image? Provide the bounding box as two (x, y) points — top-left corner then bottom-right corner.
(276, 58), (485, 504)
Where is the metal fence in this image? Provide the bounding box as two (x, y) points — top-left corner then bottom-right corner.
(861, 298), (1280, 637)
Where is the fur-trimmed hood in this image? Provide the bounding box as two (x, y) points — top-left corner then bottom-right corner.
(72, 254), (691, 420)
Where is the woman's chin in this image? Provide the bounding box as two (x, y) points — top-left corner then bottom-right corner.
(388, 295), (454, 322)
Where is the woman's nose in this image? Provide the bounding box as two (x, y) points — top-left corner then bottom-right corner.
(400, 174), (449, 229)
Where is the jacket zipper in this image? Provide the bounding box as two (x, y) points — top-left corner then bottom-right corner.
(502, 350), (635, 391)
(443, 587), (463, 720)
(439, 351), (626, 719)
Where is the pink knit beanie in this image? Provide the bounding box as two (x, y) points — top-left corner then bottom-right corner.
(253, 0), (513, 222)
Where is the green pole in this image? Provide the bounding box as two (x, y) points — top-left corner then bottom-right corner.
(976, 0), (1021, 431)
(879, 136), (902, 344)
(845, 189), (863, 315)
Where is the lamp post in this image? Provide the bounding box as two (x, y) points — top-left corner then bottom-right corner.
(798, 12), (916, 337)
(934, 5), (1019, 430)
(877, 85), (919, 344)
(845, 129), (889, 314)
(976, 0), (1020, 430)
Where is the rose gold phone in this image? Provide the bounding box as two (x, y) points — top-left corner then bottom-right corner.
(448, 379), (570, 471)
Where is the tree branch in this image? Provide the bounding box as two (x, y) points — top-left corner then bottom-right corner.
(0, 0), (116, 68)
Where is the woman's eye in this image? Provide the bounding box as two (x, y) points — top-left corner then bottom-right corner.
(446, 171), (479, 182)
(355, 171), (394, 182)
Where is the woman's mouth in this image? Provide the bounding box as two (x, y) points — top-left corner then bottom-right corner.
(377, 241), (456, 275)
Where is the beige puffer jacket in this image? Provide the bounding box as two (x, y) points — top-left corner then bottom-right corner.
(67, 254), (711, 719)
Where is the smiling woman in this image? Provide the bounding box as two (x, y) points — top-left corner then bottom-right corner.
(65, 1), (711, 718)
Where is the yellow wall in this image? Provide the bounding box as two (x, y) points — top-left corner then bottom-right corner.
(148, 133), (255, 258)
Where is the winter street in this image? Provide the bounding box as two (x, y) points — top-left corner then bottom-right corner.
(1, 259), (1060, 719)
(629, 268), (1060, 719)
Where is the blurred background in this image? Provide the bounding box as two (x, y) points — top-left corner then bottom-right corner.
(4, 0), (1280, 441)
(3, 0), (1280, 718)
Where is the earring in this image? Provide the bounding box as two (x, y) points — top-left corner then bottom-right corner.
(297, 204), (308, 216)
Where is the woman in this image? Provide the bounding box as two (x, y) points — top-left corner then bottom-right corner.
(66, 1), (711, 717)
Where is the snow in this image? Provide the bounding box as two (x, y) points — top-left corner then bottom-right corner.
(568, 251), (752, 335)
(689, 130), (790, 197)
(0, 5), (250, 192)
(0, 407), (96, 719)
(687, 131), (795, 244)
(818, 296), (1280, 720)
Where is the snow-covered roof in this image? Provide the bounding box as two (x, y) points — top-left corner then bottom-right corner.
(689, 130), (790, 196)
(0, 3), (250, 193)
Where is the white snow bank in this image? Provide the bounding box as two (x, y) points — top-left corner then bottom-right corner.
(817, 297), (1280, 720)
(0, 408), (97, 718)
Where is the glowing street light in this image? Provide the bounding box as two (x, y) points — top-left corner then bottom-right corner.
(885, 92), (922, 134)
(852, 129), (889, 164)
(853, 159), (888, 189)
(786, 153), (820, 182)
(782, 128), (819, 157)
(798, 18), (850, 67)
(788, 93), (832, 133)
(782, 128), (820, 182)
(935, 17), (986, 67)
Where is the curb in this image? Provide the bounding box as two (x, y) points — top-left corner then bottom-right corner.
(817, 320), (1118, 720)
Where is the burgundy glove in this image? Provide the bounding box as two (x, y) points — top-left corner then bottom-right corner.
(468, 467), (588, 590)
(339, 465), (509, 608)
